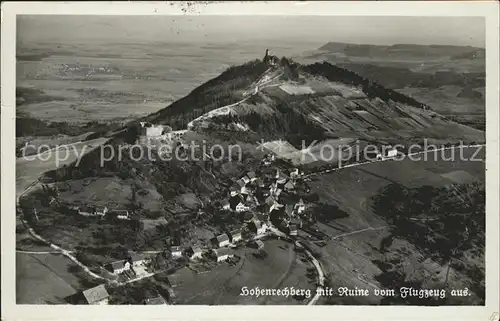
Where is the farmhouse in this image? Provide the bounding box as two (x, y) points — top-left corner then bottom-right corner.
(190, 246), (203, 260)
(105, 260), (130, 274)
(214, 234), (230, 248)
(170, 246), (183, 258)
(214, 248), (234, 262)
(230, 229), (243, 243)
(129, 253), (147, 266)
(82, 284), (110, 305)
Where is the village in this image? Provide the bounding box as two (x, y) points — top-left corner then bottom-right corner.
(29, 118), (315, 305)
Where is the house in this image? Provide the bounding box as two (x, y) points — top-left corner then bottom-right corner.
(289, 224), (298, 236)
(230, 229), (242, 243)
(240, 186), (250, 195)
(236, 178), (246, 188)
(82, 284), (110, 305)
(255, 178), (265, 188)
(129, 253), (147, 266)
(230, 190), (238, 197)
(105, 260), (130, 274)
(78, 206), (96, 216)
(222, 200), (231, 210)
(285, 204), (295, 217)
(255, 240), (265, 249)
(215, 234), (230, 248)
(144, 296), (168, 305)
(95, 206), (108, 216)
(170, 246), (183, 258)
(190, 247), (203, 260)
(263, 196), (277, 213)
(235, 202), (249, 213)
(241, 176), (251, 185)
(246, 171), (256, 182)
(214, 248), (234, 262)
(109, 209), (129, 220)
(243, 212), (255, 222)
(289, 168), (300, 178)
(251, 219), (268, 235)
(294, 198), (306, 214)
(284, 180), (295, 191)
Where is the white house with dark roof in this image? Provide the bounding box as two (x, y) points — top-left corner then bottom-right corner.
(214, 248), (234, 262)
(105, 260), (130, 274)
(82, 284), (109, 305)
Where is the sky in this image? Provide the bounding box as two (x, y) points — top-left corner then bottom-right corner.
(17, 15), (485, 48)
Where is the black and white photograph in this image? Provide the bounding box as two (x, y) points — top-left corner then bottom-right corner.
(2, 1), (499, 320)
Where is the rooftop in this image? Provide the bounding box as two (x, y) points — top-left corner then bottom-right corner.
(82, 284), (109, 304)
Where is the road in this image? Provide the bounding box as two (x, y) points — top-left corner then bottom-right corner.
(187, 69), (283, 129)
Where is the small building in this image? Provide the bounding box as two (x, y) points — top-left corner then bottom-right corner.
(230, 190), (238, 197)
(105, 260), (130, 274)
(235, 202), (249, 213)
(129, 253), (147, 266)
(255, 178), (265, 188)
(289, 224), (298, 236)
(82, 284), (110, 305)
(78, 206), (96, 216)
(255, 240), (265, 249)
(241, 176), (251, 185)
(170, 246), (183, 258)
(251, 219), (268, 235)
(246, 171), (256, 181)
(95, 206), (108, 216)
(230, 229), (242, 243)
(222, 200), (231, 210)
(215, 234), (230, 248)
(240, 186), (250, 195)
(263, 196), (277, 213)
(190, 247), (203, 260)
(289, 168), (300, 178)
(243, 212), (255, 223)
(284, 180), (295, 191)
(214, 248), (234, 262)
(109, 209), (129, 220)
(236, 178), (246, 188)
(294, 198), (306, 214)
(144, 296), (168, 305)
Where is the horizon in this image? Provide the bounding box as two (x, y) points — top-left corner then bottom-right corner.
(17, 15), (485, 48)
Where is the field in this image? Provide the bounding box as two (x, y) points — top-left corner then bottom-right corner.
(17, 37), (317, 123)
(301, 146), (485, 304)
(169, 238), (316, 304)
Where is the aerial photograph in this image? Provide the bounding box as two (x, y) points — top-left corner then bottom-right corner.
(15, 15), (485, 305)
